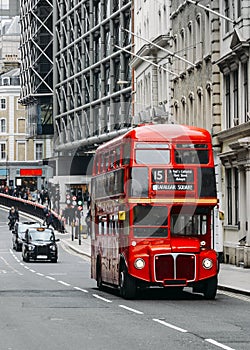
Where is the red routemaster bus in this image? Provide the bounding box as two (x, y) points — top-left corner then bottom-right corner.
(90, 124), (219, 299)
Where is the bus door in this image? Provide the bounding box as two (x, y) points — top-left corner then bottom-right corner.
(108, 214), (120, 285)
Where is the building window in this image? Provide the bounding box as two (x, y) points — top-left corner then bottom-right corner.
(234, 168), (239, 226)
(233, 69), (239, 125)
(224, 0), (230, 33)
(237, 0), (241, 18)
(243, 62), (249, 122)
(187, 22), (193, 65)
(225, 74), (231, 128)
(204, 11), (211, 56)
(0, 0), (9, 10)
(0, 118), (6, 133)
(226, 168), (232, 225)
(0, 143), (6, 160)
(226, 167), (239, 226)
(0, 98), (6, 109)
(17, 118), (25, 133)
(17, 142), (25, 161)
(35, 143), (43, 160)
(196, 14), (202, 62)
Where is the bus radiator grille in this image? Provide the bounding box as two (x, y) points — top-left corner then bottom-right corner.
(155, 254), (195, 282)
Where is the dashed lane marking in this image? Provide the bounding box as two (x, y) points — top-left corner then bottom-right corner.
(205, 338), (235, 350)
(153, 318), (188, 333)
(58, 280), (71, 287)
(74, 286), (88, 293)
(92, 294), (112, 303)
(119, 304), (144, 315)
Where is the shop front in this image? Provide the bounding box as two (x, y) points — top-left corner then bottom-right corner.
(16, 168), (44, 191)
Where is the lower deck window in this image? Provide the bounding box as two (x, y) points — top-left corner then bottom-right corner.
(133, 205), (168, 238)
(171, 207), (208, 236)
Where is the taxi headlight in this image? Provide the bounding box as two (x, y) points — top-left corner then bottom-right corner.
(202, 258), (213, 269)
(28, 245), (35, 251)
(50, 245), (56, 251)
(134, 258), (145, 269)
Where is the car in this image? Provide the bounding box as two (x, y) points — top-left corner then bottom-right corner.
(22, 227), (59, 263)
(12, 221), (41, 251)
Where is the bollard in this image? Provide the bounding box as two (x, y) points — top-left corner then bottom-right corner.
(71, 221), (74, 241)
(78, 231), (81, 245)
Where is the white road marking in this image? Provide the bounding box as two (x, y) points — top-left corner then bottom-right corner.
(45, 276), (55, 280)
(92, 294), (112, 303)
(30, 269), (36, 273)
(119, 304), (144, 314)
(153, 318), (188, 333)
(205, 338), (235, 350)
(0, 256), (23, 275)
(36, 272), (44, 276)
(58, 280), (71, 287)
(74, 286), (88, 293)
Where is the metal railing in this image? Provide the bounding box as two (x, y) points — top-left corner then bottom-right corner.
(0, 193), (65, 233)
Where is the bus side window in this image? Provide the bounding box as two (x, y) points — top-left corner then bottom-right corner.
(115, 147), (120, 167)
(100, 154), (104, 172)
(175, 150), (182, 164)
(105, 152), (109, 171)
(123, 143), (131, 165)
(110, 149), (115, 169)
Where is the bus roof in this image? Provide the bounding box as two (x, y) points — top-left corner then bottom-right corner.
(96, 124), (211, 152)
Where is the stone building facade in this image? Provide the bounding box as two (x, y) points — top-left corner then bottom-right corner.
(0, 68), (52, 191)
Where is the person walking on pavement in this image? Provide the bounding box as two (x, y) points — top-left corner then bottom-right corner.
(45, 208), (54, 228)
(85, 210), (91, 236)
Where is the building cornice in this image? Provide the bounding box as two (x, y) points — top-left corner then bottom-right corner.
(217, 122), (250, 143)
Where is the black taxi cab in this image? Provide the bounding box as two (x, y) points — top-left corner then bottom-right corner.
(22, 227), (59, 263)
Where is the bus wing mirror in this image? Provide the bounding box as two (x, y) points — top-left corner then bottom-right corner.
(118, 211), (126, 221)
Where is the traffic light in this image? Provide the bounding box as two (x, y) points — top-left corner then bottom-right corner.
(77, 191), (83, 206)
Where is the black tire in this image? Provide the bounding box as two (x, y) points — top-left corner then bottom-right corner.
(119, 263), (137, 299)
(203, 276), (218, 300)
(51, 258), (58, 263)
(96, 259), (103, 290)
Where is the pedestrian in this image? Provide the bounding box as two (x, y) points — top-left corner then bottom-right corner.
(85, 210), (91, 236)
(45, 209), (54, 228)
(43, 206), (49, 225)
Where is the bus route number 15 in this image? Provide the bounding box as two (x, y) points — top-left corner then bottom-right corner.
(152, 169), (165, 183)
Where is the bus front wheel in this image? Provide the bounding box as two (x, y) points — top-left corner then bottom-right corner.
(203, 276), (218, 300)
(119, 263), (137, 299)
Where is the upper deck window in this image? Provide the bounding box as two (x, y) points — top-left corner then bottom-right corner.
(135, 143), (170, 165)
(174, 144), (209, 164)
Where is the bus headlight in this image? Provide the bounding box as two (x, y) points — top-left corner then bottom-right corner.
(134, 258), (145, 269)
(202, 258), (213, 270)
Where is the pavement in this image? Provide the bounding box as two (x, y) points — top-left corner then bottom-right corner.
(58, 227), (250, 297)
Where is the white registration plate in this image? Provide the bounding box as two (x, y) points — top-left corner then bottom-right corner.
(37, 255), (48, 259)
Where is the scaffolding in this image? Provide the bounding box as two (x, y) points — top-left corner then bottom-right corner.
(19, 0), (53, 135)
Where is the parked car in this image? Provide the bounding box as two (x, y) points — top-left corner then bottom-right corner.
(22, 227), (59, 263)
(12, 221), (41, 251)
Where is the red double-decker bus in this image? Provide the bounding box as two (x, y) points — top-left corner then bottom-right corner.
(90, 124), (219, 299)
